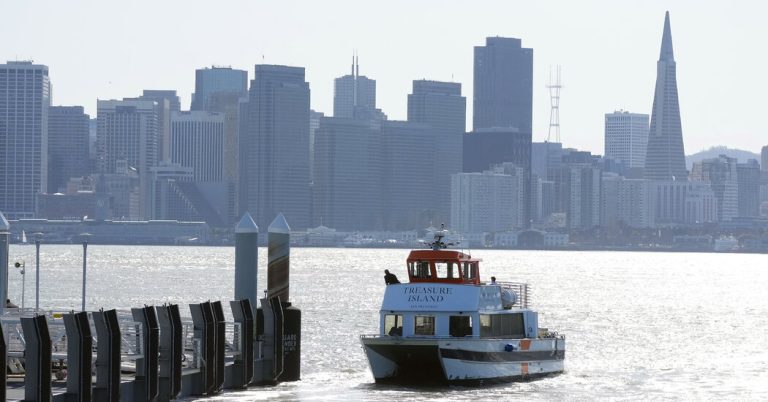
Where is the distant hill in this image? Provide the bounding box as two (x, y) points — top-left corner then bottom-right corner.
(686, 146), (760, 170)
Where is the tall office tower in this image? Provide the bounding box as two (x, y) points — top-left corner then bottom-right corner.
(239, 65), (310, 229)
(132, 90), (180, 162)
(191, 66), (248, 111)
(473, 37), (533, 133)
(47, 106), (90, 193)
(309, 109), (324, 183)
(312, 117), (383, 230)
(690, 155), (738, 221)
(762, 146), (768, 171)
(604, 111), (649, 173)
(644, 12), (688, 181)
(96, 99), (158, 220)
(0, 61), (51, 219)
(736, 159), (760, 217)
(382, 120), (437, 230)
(407, 80), (466, 225)
(170, 111), (224, 182)
(333, 56), (376, 118)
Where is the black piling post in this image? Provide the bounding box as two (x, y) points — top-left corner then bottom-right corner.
(156, 304), (182, 401)
(61, 311), (92, 402)
(21, 314), (52, 402)
(225, 299), (255, 388)
(211, 301), (226, 392)
(0, 322), (6, 402)
(131, 306), (160, 402)
(92, 309), (121, 402)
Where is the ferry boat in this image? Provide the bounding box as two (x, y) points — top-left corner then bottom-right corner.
(360, 230), (565, 384)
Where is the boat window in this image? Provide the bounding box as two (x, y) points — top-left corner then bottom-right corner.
(435, 262), (458, 279)
(449, 316), (472, 337)
(384, 314), (403, 336)
(479, 313), (525, 338)
(409, 261), (431, 279)
(461, 262), (478, 281)
(414, 316), (435, 335)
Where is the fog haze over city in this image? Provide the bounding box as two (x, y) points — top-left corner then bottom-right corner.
(3, 0), (766, 154)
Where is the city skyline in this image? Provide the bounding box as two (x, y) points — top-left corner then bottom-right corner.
(2, 1), (767, 156)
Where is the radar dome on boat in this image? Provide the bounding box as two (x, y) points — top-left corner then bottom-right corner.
(501, 289), (518, 309)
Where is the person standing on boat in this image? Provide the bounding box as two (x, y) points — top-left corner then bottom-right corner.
(384, 269), (400, 285)
(490, 276), (497, 285)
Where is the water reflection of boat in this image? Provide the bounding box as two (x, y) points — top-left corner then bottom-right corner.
(360, 229), (565, 384)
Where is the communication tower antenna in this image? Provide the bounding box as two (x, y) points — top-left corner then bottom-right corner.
(546, 65), (563, 143)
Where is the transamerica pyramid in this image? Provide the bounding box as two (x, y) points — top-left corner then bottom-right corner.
(644, 11), (688, 181)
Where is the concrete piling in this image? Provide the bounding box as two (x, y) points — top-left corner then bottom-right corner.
(234, 213), (259, 310)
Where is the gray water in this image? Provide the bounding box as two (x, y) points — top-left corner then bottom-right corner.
(6, 245), (768, 400)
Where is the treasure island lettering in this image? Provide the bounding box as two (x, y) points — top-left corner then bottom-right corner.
(403, 286), (453, 302)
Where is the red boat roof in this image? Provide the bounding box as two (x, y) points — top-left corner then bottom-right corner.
(405, 249), (482, 284)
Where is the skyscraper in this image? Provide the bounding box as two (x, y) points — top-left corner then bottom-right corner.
(333, 56), (376, 118)
(191, 66), (248, 111)
(132, 90), (180, 163)
(170, 111), (224, 182)
(736, 159), (760, 217)
(761, 145), (768, 171)
(239, 65), (310, 229)
(312, 117), (383, 230)
(604, 111), (649, 171)
(48, 106), (90, 193)
(407, 80), (466, 225)
(690, 155), (738, 222)
(0, 61), (51, 219)
(473, 37), (533, 133)
(644, 12), (688, 181)
(96, 99), (158, 220)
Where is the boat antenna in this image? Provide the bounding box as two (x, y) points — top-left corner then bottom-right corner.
(423, 223), (459, 250)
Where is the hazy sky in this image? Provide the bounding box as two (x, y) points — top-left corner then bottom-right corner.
(3, 1), (766, 155)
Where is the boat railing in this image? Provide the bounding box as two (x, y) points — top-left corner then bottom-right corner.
(496, 282), (530, 308)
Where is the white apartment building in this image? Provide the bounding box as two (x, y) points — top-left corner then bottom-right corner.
(604, 110), (649, 169)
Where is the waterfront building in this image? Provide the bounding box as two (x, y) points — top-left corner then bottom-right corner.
(191, 66), (248, 111)
(96, 99), (158, 220)
(0, 61), (51, 219)
(463, 128), (531, 225)
(651, 181), (717, 226)
(407, 80), (466, 225)
(47, 106), (90, 194)
(563, 164), (602, 230)
(644, 12), (688, 181)
(473, 36), (533, 133)
(170, 111), (224, 182)
(602, 174), (654, 228)
(690, 155), (738, 222)
(312, 117), (383, 230)
(239, 65), (311, 230)
(450, 170), (520, 234)
(333, 57), (376, 118)
(604, 110), (649, 174)
(736, 159), (761, 217)
(150, 161), (228, 226)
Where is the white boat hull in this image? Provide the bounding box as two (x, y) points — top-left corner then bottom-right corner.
(361, 336), (565, 384)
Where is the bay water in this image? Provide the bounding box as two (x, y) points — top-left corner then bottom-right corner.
(6, 245), (768, 400)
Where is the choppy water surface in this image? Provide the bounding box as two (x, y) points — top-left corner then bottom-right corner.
(6, 245), (768, 400)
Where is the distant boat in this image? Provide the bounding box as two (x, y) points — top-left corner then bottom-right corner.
(713, 236), (739, 252)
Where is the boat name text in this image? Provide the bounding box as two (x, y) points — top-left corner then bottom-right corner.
(403, 286), (452, 302)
